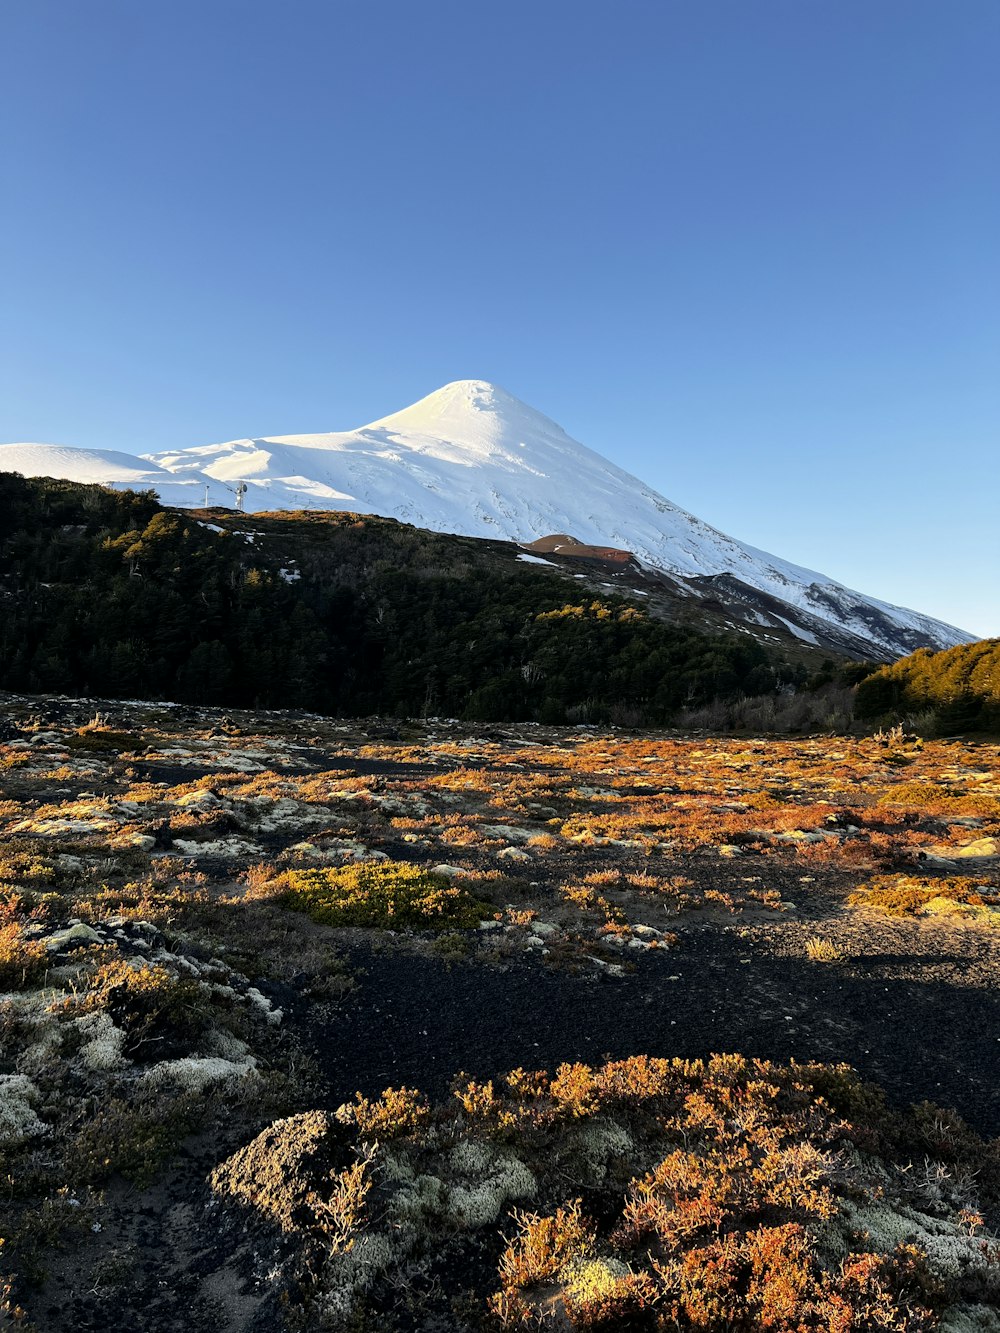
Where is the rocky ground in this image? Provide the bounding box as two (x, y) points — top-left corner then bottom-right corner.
(1, 693), (999, 1330)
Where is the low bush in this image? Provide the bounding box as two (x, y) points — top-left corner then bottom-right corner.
(849, 875), (998, 918)
(0, 901), (48, 991)
(279, 861), (488, 930)
(335, 1086), (431, 1139)
(66, 959), (214, 1060)
(68, 1088), (200, 1186)
(208, 1053), (1000, 1330)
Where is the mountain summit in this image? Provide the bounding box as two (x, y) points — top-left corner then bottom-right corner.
(1, 381), (974, 659)
(364, 379), (574, 460)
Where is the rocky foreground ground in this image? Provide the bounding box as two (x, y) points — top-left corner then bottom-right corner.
(1, 694), (999, 1330)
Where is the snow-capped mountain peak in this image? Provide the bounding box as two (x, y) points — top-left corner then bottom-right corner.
(0, 383), (975, 660)
(361, 379), (574, 461)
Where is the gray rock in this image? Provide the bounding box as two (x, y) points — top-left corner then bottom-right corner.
(44, 922), (104, 952)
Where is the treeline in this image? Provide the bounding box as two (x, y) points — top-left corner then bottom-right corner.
(855, 638), (999, 734)
(0, 473), (810, 724)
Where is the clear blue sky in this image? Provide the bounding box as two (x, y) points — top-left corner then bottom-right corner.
(2, 1), (997, 635)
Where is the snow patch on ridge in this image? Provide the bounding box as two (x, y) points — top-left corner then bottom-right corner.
(0, 442), (214, 509)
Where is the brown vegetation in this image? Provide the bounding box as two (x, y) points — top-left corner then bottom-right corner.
(1, 694), (998, 1329)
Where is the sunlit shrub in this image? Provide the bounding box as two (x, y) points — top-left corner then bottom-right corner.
(849, 875), (997, 918)
(497, 1200), (595, 1290)
(335, 1086), (431, 1139)
(279, 861), (488, 930)
(0, 903), (47, 991)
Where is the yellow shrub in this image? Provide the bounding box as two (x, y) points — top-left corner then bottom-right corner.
(279, 861), (488, 930)
(0, 918), (47, 991)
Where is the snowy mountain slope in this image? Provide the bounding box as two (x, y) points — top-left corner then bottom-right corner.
(0, 442), (214, 509)
(1, 382), (973, 659)
(147, 380), (969, 657)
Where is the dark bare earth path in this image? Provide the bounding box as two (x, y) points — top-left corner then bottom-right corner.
(310, 915), (1000, 1137)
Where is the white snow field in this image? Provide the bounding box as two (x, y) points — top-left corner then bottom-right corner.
(0, 442), (214, 509)
(2, 380), (972, 656)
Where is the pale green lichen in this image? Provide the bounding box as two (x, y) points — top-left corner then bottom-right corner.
(204, 1028), (251, 1060)
(245, 986), (283, 1024)
(941, 1305), (1000, 1333)
(0, 1073), (49, 1143)
(841, 1198), (1000, 1284)
(380, 1151), (416, 1184)
(449, 1139), (495, 1175)
(390, 1172), (446, 1224)
(573, 1118), (635, 1177)
(15, 1003), (65, 1077)
(446, 1141), (536, 1228)
(142, 1054), (258, 1091)
(74, 1009), (126, 1070)
(386, 1140), (537, 1232)
(320, 1232), (395, 1320)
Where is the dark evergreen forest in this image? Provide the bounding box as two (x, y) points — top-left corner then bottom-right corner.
(0, 473), (810, 723)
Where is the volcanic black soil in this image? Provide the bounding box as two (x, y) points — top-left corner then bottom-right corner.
(310, 913), (1000, 1138)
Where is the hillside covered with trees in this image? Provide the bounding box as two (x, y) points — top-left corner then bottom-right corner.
(856, 638), (1000, 734)
(0, 473), (813, 724)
